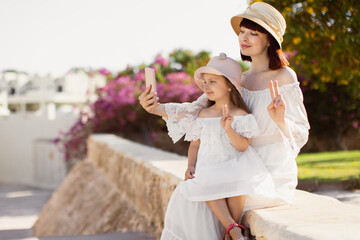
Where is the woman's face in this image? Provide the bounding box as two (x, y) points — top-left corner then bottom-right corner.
(202, 73), (230, 101)
(238, 26), (270, 57)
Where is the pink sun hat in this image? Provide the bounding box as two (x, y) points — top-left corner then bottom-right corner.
(194, 53), (242, 93)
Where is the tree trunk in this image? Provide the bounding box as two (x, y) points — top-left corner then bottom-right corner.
(334, 127), (348, 150)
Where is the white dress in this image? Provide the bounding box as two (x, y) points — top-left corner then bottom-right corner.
(161, 115), (277, 240)
(160, 82), (310, 240)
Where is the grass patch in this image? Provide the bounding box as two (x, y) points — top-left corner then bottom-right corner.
(296, 150), (360, 182)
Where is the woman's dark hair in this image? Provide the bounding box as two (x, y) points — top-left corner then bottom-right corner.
(207, 76), (251, 114)
(240, 18), (289, 70)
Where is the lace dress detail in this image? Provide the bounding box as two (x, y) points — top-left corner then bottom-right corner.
(184, 119), (202, 142)
(233, 114), (260, 138)
(175, 114), (275, 201)
(163, 94), (208, 143)
(183, 114), (260, 163)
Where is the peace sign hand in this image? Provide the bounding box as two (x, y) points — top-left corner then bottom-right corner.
(220, 104), (234, 131)
(267, 80), (286, 124)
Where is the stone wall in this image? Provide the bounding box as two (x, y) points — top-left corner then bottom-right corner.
(33, 134), (186, 239)
(33, 134), (360, 240)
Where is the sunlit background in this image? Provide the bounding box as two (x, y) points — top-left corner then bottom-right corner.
(0, 0), (359, 239)
(0, 0), (249, 75)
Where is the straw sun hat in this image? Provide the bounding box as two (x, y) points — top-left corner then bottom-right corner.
(230, 2), (286, 48)
(194, 53), (242, 94)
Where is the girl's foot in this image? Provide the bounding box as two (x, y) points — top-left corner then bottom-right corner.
(225, 223), (247, 240)
(229, 226), (245, 240)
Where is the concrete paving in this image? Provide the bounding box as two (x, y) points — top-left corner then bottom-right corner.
(0, 184), (52, 240)
(0, 184), (155, 240)
(314, 189), (360, 208)
(10, 232), (154, 240)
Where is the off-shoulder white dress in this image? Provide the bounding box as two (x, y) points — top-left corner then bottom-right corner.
(160, 82), (310, 240)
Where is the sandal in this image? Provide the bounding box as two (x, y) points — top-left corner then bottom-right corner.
(224, 223), (247, 240)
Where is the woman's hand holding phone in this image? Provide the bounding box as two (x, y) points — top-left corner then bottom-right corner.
(138, 67), (168, 117)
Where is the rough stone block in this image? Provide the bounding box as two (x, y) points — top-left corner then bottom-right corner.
(32, 161), (156, 237)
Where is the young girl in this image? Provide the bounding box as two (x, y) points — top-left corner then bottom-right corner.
(160, 53), (276, 240)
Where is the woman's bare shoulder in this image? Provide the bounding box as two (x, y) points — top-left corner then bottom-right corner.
(275, 67), (298, 85)
(240, 69), (250, 86)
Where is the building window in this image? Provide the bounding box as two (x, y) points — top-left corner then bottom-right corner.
(10, 88), (16, 95)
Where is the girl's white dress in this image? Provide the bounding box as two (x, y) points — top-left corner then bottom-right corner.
(161, 114), (276, 240)
(160, 82), (310, 240)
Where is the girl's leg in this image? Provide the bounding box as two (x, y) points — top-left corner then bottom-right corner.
(206, 199), (244, 239)
(226, 195), (246, 223)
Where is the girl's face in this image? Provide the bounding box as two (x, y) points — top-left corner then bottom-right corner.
(238, 26), (270, 57)
(202, 73), (230, 102)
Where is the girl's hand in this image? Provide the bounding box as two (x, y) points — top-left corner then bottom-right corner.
(185, 166), (195, 180)
(220, 104), (234, 131)
(138, 86), (159, 114)
(267, 80), (286, 124)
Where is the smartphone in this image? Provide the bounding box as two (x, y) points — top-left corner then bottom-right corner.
(145, 67), (156, 92)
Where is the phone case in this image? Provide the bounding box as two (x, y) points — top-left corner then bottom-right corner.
(145, 67), (156, 92)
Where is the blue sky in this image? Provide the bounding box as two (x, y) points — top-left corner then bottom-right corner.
(0, 0), (249, 75)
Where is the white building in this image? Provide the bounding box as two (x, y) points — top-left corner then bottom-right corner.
(0, 69), (106, 189)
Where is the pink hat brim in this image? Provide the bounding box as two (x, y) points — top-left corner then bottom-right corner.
(194, 66), (242, 93)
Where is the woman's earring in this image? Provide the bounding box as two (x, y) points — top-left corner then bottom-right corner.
(228, 88), (232, 92)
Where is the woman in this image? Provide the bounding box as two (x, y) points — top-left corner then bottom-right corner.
(139, 2), (310, 239)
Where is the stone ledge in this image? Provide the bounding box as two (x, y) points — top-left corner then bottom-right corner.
(34, 134), (360, 240)
(243, 190), (360, 239)
(88, 134), (360, 239)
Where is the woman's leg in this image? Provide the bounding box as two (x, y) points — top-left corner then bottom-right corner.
(206, 199), (244, 239)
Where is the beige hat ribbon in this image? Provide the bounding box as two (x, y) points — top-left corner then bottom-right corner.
(246, 6), (283, 43)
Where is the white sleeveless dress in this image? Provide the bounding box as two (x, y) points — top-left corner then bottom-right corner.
(160, 82), (310, 240)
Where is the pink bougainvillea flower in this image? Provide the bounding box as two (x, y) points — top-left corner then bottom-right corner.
(134, 72), (145, 81)
(154, 55), (169, 66)
(99, 68), (111, 76)
(116, 75), (131, 85)
(165, 72), (189, 84)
